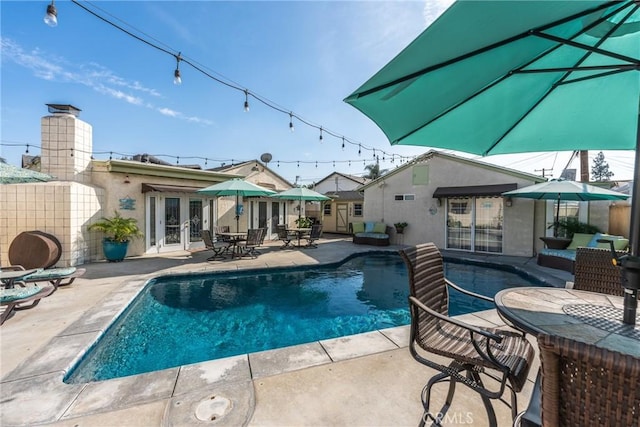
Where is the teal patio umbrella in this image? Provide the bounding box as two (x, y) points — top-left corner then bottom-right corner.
(197, 178), (276, 231)
(345, 0), (640, 323)
(0, 162), (53, 184)
(503, 179), (629, 237)
(272, 187), (331, 223)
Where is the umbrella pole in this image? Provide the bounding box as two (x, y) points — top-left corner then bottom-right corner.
(619, 120), (640, 325)
(235, 192), (240, 232)
(554, 194), (561, 238)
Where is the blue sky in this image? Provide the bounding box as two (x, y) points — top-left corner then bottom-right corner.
(1, 1), (634, 184)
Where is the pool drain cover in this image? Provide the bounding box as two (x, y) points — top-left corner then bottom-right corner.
(195, 395), (232, 422)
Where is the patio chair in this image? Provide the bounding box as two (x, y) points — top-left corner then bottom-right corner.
(573, 247), (624, 296)
(399, 243), (534, 427)
(276, 225), (293, 249)
(305, 224), (323, 248)
(537, 333), (640, 427)
(237, 228), (262, 258)
(201, 230), (230, 261)
(1, 282), (56, 325)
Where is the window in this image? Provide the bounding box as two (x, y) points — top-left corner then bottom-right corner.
(323, 203), (331, 215)
(353, 203), (363, 216)
(394, 194), (415, 201)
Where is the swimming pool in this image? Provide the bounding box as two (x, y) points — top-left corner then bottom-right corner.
(65, 252), (543, 383)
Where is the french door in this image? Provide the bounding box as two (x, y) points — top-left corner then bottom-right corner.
(446, 196), (503, 253)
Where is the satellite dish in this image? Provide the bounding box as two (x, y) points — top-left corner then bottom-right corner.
(260, 153), (272, 163)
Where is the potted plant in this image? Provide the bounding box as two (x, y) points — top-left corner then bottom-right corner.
(394, 222), (408, 234)
(89, 210), (143, 262)
(295, 217), (314, 228)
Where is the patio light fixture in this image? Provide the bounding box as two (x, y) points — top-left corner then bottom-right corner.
(505, 197), (513, 207)
(173, 53), (182, 85)
(44, 1), (58, 27)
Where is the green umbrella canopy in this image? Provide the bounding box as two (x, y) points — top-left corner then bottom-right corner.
(0, 162), (53, 184)
(503, 180), (630, 202)
(346, 0), (640, 323)
(503, 179), (629, 237)
(345, 0), (639, 155)
(197, 178), (276, 232)
(272, 187), (332, 202)
(197, 178), (276, 197)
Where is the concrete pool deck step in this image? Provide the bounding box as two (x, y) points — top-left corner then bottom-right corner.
(0, 235), (567, 426)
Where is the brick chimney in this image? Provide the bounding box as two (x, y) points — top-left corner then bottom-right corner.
(40, 104), (92, 183)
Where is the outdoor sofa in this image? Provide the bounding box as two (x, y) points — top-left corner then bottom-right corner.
(537, 232), (629, 273)
(350, 221), (391, 246)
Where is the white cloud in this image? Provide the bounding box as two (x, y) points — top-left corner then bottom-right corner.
(423, 0), (455, 27)
(0, 37), (209, 125)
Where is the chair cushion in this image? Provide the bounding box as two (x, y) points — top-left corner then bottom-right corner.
(0, 285), (43, 303)
(539, 248), (577, 260)
(352, 222), (365, 234)
(587, 232), (605, 248)
(567, 233), (594, 249)
(373, 223), (387, 233)
(23, 267), (75, 281)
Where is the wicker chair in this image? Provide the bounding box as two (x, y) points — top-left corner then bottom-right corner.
(399, 243), (535, 426)
(538, 334), (640, 427)
(573, 247), (624, 296)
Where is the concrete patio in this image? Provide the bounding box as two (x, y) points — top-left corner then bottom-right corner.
(0, 234), (571, 426)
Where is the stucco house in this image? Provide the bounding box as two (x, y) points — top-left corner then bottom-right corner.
(308, 172), (369, 233)
(0, 104), (296, 266)
(359, 151), (617, 257)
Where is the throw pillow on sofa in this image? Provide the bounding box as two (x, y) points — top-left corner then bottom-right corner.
(352, 222), (365, 234)
(373, 223), (387, 234)
(365, 222), (375, 232)
(567, 233), (594, 250)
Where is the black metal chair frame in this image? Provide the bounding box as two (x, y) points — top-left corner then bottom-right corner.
(201, 230), (229, 261)
(276, 225), (293, 249)
(305, 224), (322, 248)
(400, 243), (534, 427)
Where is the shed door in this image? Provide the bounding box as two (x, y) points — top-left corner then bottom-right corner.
(336, 203), (348, 233)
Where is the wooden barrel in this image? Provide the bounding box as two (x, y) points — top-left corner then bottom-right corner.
(8, 231), (62, 269)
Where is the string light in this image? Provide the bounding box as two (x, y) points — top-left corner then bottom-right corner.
(59, 0), (410, 163)
(44, 1), (58, 27)
(25, 144), (29, 154)
(358, 144), (361, 156)
(319, 127), (323, 143)
(244, 90), (250, 112)
(173, 53), (182, 85)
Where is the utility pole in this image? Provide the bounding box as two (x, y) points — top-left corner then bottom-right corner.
(580, 150), (589, 182)
(535, 168), (552, 178)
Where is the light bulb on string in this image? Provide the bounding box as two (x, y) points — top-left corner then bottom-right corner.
(173, 53), (182, 85)
(319, 127), (323, 143)
(358, 144), (361, 156)
(44, 1), (57, 27)
(289, 113), (294, 132)
(25, 144), (29, 154)
(244, 90), (250, 112)
(341, 137), (345, 150)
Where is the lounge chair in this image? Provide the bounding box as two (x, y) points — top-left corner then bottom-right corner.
(201, 230), (230, 261)
(305, 224), (322, 248)
(1, 266), (84, 290)
(1, 282), (56, 325)
(399, 243), (534, 426)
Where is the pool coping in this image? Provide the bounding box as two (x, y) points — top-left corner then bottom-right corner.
(0, 248), (564, 426)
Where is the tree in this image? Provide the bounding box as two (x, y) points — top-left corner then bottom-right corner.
(591, 151), (614, 181)
(363, 162), (388, 180)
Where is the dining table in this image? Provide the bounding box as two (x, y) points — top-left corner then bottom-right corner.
(286, 228), (311, 248)
(216, 232), (247, 259)
(495, 287), (640, 357)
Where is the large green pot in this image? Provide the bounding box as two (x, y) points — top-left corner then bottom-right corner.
(102, 239), (129, 262)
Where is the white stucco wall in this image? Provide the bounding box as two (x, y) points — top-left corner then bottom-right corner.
(363, 154), (542, 256)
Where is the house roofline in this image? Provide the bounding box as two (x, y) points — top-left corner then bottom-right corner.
(359, 150), (546, 190)
(95, 159), (242, 182)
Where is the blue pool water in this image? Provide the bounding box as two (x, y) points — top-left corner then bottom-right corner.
(65, 253), (543, 383)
